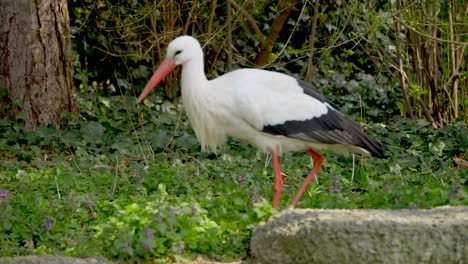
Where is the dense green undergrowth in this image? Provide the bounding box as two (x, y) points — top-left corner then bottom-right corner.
(0, 93), (466, 262)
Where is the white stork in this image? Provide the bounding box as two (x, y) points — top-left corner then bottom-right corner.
(137, 36), (384, 208)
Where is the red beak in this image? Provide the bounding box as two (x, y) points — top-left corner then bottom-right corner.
(137, 59), (176, 103)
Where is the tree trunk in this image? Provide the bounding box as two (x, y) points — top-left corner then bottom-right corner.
(0, 0), (74, 131)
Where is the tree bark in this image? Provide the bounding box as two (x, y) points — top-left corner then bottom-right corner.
(0, 0), (74, 131)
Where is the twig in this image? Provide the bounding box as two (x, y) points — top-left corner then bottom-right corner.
(54, 175), (62, 200)
(114, 70), (152, 165)
(207, 0), (217, 37)
(311, 156), (319, 185)
(229, 0), (264, 39)
(227, 0), (233, 70)
(394, 17), (468, 45)
(183, 0), (198, 34)
(261, 2), (307, 68)
(112, 155), (119, 196)
(254, 0), (299, 66)
(264, 153), (271, 169)
(58, 133), (82, 173)
(306, 0), (319, 81)
(394, 0), (415, 119)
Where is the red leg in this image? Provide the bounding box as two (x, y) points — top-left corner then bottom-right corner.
(271, 151), (283, 208)
(291, 148), (324, 208)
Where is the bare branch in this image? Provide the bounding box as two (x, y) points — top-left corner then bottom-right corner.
(227, 0), (233, 70)
(394, 0), (415, 119)
(305, 0), (319, 82)
(394, 16), (468, 46)
(254, 0), (299, 66)
(229, 0), (264, 40)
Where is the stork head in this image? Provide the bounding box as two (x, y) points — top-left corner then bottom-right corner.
(166, 35), (202, 65)
(137, 36), (202, 103)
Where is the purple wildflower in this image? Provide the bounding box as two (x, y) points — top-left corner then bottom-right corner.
(253, 197), (263, 204)
(167, 206), (176, 215)
(383, 184), (392, 192)
(330, 184), (341, 193)
(42, 218), (52, 231)
(123, 240), (129, 247)
(237, 175), (247, 185)
(176, 245), (185, 254)
(251, 188), (259, 196)
(451, 184), (462, 192)
(409, 202), (417, 209)
(448, 194), (460, 201)
(140, 240), (149, 250)
(84, 201), (93, 209)
(145, 227), (154, 238)
(0, 190), (9, 203)
(136, 177), (144, 184)
(250, 188), (263, 204)
(331, 176), (340, 184)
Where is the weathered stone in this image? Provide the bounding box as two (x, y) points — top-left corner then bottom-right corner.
(0, 256), (112, 264)
(251, 206), (468, 264)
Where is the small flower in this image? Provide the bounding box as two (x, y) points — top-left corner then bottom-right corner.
(237, 175), (247, 185)
(0, 190), (9, 203)
(136, 177), (144, 184)
(84, 201), (93, 209)
(42, 218), (52, 231)
(409, 202), (417, 209)
(331, 176), (340, 184)
(0, 190), (8, 197)
(250, 188), (263, 204)
(451, 184), (462, 192)
(145, 227), (154, 238)
(448, 194), (460, 201)
(176, 245), (185, 254)
(167, 206), (176, 215)
(172, 241), (185, 254)
(123, 240), (129, 247)
(251, 188), (259, 196)
(140, 240), (149, 250)
(330, 184), (341, 193)
(250, 196), (263, 205)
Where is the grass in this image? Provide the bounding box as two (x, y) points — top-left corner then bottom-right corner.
(0, 92), (466, 262)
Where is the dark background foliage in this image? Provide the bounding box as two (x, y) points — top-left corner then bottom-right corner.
(69, 0), (416, 122)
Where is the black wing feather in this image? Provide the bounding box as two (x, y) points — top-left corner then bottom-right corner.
(262, 80), (384, 157)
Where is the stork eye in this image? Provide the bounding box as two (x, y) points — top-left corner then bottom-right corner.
(174, 50), (182, 56)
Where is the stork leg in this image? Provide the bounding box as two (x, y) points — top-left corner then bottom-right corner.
(271, 151), (283, 208)
(291, 148), (324, 208)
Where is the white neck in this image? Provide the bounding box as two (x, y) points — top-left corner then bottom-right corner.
(179, 54), (215, 152)
(180, 55), (208, 92)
